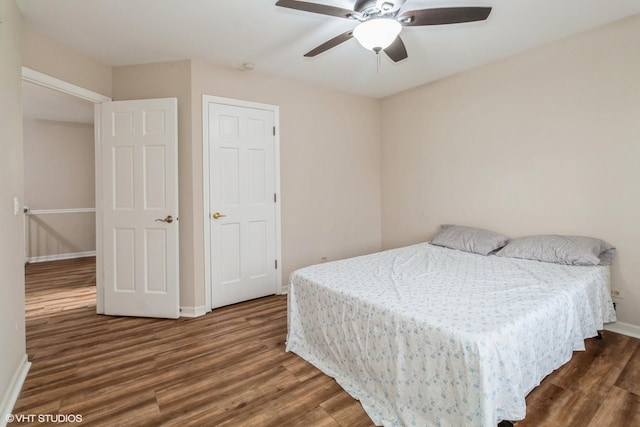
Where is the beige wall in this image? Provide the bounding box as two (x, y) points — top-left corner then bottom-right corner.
(22, 24), (112, 97)
(23, 120), (96, 259)
(380, 15), (640, 327)
(19, 3), (635, 331)
(112, 60), (382, 310)
(192, 61), (382, 306)
(0, 0), (27, 413)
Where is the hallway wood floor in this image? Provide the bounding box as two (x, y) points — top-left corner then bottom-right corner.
(13, 257), (640, 426)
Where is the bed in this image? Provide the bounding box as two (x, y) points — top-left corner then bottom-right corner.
(286, 240), (616, 426)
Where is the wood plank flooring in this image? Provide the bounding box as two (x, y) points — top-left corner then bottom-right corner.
(13, 257), (640, 426)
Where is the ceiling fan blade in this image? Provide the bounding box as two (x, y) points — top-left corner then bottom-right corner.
(304, 30), (354, 57)
(399, 7), (492, 26)
(275, 0), (355, 19)
(384, 36), (408, 62)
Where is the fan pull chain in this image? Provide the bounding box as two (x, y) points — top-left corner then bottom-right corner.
(372, 46), (382, 74)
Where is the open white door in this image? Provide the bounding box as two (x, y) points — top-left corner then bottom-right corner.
(100, 98), (179, 318)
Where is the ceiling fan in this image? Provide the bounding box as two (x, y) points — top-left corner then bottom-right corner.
(275, 0), (492, 62)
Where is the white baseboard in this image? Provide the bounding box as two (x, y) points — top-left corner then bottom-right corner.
(0, 355), (31, 427)
(604, 321), (640, 339)
(27, 251), (96, 264)
(180, 305), (207, 318)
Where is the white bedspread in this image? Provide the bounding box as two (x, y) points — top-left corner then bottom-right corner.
(286, 243), (616, 426)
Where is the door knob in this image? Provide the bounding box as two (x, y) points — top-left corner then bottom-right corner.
(212, 212), (227, 220)
(155, 215), (174, 224)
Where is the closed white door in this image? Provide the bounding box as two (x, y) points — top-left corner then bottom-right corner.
(101, 98), (179, 318)
(208, 101), (278, 308)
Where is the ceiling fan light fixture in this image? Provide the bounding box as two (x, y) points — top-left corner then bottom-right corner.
(353, 18), (401, 52)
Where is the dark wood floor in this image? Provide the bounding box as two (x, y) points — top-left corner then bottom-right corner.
(13, 257), (640, 426)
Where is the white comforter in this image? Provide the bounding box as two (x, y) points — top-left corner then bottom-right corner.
(286, 243), (616, 426)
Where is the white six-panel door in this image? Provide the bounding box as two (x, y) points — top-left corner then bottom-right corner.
(207, 100), (278, 309)
(101, 98), (179, 318)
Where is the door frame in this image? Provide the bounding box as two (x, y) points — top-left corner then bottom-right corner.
(202, 95), (282, 313)
(21, 67), (111, 314)
(22, 67), (111, 104)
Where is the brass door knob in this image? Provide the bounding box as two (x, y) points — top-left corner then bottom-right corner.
(212, 212), (226, 220)
(155, 215), (174, 224)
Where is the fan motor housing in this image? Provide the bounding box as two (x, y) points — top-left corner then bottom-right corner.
(354, 0), (382, 15)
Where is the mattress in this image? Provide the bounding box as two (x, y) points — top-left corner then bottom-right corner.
(286, 242), (616, 426)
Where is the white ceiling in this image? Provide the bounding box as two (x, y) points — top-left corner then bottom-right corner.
(17, 0), (640, 99)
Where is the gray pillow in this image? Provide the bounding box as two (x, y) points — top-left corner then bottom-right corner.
(430, 224), (510, 256)
(495, 235), (615, 266)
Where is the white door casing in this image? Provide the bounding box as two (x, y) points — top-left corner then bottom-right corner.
(21, 67), (112, 313)
(100, 98), (179, 318)
(203, 96), (281, 310)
